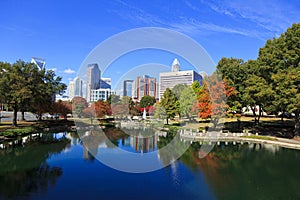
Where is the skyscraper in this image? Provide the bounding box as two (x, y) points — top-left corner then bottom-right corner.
(74, 77), (83, 97)
(86, 64), (101, 102)
(172, 58), (180, 72)
(159, 58), (202, 100)
(31, 57), (46, 70)
(69, 81), (74, 99)
(123, 80), (134, 97)
(132, 75), (157, 101)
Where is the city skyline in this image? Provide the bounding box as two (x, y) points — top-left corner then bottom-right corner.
(1, 1), (300, 86)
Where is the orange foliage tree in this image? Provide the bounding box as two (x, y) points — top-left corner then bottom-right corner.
(193, 73), (235, 128)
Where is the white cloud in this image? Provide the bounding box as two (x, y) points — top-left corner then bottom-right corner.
(63, 68), (76, 74)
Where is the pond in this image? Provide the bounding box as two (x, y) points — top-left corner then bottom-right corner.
(0, 127), (299, 200)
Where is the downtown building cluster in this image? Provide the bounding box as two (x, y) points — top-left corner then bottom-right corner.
(68, 58), (202, 103)
(123, 58), (202, 101)
(69, 64), (112, 103)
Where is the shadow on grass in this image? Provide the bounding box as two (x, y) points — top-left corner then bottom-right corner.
(223, 118), (295, 139)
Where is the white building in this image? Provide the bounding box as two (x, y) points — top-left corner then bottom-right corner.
(74, 77), (83, 97)
(159, 58), (202, 100)
(68, 81), (74, 99)
(90, 88), (111, 102)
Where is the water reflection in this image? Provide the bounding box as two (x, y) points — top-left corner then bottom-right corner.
(180, 141), (300, 200)
(0, 133), (70, 199)
(1, 129), (299, 199)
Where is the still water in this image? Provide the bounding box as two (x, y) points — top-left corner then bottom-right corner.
(0, 128), (299, 200)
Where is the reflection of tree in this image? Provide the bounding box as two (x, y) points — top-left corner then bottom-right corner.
(0, 135), (69, 199)
(157, 127), (190, 167)
(180, 142), (300, 199)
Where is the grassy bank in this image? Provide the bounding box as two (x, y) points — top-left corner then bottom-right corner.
(0, 119), (75, 139)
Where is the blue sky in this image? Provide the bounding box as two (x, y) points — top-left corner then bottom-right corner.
(1, 0), (300, 90)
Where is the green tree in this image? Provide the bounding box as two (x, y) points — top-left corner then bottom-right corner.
(216, 57), (247, 112)
(160, 88), (177, 124)
(258, 23), (300, 136)
(179, 86), (197, 120)
(172, 84), (188, 99)
(140, 95), (156, 108)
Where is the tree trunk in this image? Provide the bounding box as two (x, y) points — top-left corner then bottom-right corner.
(166, 118), (169, 125)
(12, 104), (18, 127)
(257, 106), (262, 124)
(251, 106), (257, 124)
(21, 110), (25, 121)
(294, 110), (300, 137)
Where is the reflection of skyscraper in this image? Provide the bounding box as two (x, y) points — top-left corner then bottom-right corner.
(86, 64), (101, 102)
(74, 77), (83, 97)
(132, 75), (157, 101)
(129, 135), (157, 153)
(123, 80), (133, 97)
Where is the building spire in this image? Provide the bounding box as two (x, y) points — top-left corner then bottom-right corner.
(172, 58), (180, 72)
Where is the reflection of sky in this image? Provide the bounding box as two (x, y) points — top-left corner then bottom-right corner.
(45, 134), (215, 199)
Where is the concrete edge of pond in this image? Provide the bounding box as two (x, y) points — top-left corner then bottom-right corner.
(180, 132), (300, 150)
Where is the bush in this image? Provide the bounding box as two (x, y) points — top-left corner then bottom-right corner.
(2, 127), (35, 138)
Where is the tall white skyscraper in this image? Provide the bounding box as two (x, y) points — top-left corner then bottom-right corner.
(86, 64), (101, 102)
(171, 58), (180, 72)
(69, 81), (74, 99)
(74, 77), (83, 97)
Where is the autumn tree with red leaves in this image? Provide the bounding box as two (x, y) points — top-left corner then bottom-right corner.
(193, 74), (235, 129)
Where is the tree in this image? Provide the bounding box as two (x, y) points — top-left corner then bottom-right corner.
(153, 103), (167, 120)
(140, 95), (156, 108)
(82, 104), (96, 124)
(94, 100), (108, 118)
(216, 57), (247, 112)
(107, 94), (121, 105)
(257, 23), (300, 136)
(0, 61), (32, 126)
(0, 61), (66, 126)
(160, 88), (177, 124)
(194, 74), (234, 129)
(179, 86), (197, 120)
(72, 97), (88, 118)
(172, 84), (188, 99)
(52, 101), (72, 119)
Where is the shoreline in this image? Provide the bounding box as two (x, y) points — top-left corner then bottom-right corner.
(180, 131), (300, 150)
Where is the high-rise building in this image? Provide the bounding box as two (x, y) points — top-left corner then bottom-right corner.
(74, 77), (83, 97)
(86, 64), (101, 102)
(172, 58), (180, 72)
(100, 78), (111, 89)
(31, 57), (46, 70)
(132, 75), (157, 101)
(69, 81), (74, 99)
(159, 58), (202, 100)
(123, 80), (134, 97)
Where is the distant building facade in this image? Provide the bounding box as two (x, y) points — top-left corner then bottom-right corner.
(132, 75), (157, 101)
(86, 64), (101, 102)
(68, 81), (74, 99)
(74, 77), (83, 97)
(123, 80), (134, 97)
(159, 58), (202, 100)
